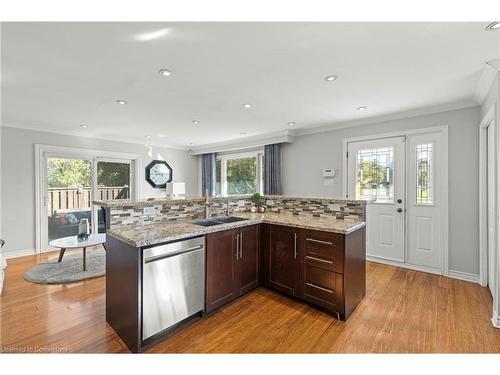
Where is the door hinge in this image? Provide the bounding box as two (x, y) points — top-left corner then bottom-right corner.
(346, 151), (349, 158)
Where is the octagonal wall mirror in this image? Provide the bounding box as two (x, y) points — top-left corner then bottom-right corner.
(145, 160), (173, 188)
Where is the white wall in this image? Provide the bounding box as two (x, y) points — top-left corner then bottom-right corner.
(481, 75), (499, 119)
(282, 106), (481, 276)
(1, 126), (199, 256)
(480, 72), (500, 327)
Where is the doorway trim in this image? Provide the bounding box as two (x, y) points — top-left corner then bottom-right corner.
(35, 144), (141, 253)
(342, 125), (449, 276)
(479, 104), (497, 288)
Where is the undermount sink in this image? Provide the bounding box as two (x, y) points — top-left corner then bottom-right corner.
(192, 219), (223, 227)
(214, 216), (248, 223)
(192, 216), (248, 227)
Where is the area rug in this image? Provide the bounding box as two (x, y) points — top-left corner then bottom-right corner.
(24, 249), (105, 284)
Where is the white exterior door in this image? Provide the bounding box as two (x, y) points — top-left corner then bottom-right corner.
(347, 137), (406, 262)
(406, 132), (442, 270)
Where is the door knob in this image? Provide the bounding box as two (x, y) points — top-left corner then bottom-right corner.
(396, 208), (403, 213)
(397, 199), (403, 203)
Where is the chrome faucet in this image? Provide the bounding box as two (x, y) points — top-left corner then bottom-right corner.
(225, 198), (231, 216)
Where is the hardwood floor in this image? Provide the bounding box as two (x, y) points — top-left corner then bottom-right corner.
(1, 249), (499, 353)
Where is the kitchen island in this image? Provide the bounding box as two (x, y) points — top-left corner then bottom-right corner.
(103, 210), (366, 353)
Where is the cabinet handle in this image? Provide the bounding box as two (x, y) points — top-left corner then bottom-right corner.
(305, 238), (333, 246)
(239, 232), (243, 259)
(236, 232), (239, 260)
(305, 255), (333, 264)
(294, 232), (298, 259)
(306, 282), (334, 294)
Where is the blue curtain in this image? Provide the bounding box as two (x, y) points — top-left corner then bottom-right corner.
(264, 144), (282, 195)
(201, 153), (216, 197)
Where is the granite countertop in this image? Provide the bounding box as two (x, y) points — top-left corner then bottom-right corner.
(107, 211), (366, 247)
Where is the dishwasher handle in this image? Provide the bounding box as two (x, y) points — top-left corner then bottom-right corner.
(144, 245), (204, 264)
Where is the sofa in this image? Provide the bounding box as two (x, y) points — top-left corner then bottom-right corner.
(48, 208), (106, 240)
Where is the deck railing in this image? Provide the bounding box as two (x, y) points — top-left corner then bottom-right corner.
(48, 186), (129, 214)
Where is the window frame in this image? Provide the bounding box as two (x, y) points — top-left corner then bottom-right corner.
(216, 150), (264, 197)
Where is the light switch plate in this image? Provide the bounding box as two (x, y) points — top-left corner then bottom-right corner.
(238, 200), (245, 206)
(143, 206), (156, 216)
(266, 200), (274, 206)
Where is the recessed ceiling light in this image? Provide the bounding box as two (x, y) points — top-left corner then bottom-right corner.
(243, 104), (252, 109)
(240, 132), (247, 136)
(357, 106), (367, 111)
(192, 120), (200, 125)
(79, 124), (88, 128)
(324, 75), (338, 82)
(485, 22), (500, 31)
(159, 69), (172, 77)
(134, 28), (170, 41)
(116, 99), (127, 105)
(288, 122), (296, 126)
(145, 135), (151, 139)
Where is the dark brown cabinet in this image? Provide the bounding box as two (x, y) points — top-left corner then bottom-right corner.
(205, 225), (260, 313)
(236, 224), (260, 295)
(264, 225), (366, 320)
(301, 229), (345, 313)
(205, 228), (238, 313)
(267, 225), (300, 296)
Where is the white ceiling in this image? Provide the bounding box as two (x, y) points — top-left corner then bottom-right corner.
(1, 22), (498, 149)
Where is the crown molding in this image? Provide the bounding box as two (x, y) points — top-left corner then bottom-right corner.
(189, 130), (294, 156)
(289, 99), (478, 137)
(474, 59), (500, 105)
(0, 122), (189, 151)
(2, 98), (479, 155)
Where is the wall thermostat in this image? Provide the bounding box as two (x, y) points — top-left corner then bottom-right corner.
(323, 168), (335, 178)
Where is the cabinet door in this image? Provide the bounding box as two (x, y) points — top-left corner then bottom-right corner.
(205, 229), (238, 313)
(302, 264), (344, 314)
(237, 225), (260, 295)
(268, 225), (300, 296)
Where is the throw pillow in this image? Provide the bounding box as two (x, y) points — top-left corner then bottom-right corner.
(66, 213), (78, 225)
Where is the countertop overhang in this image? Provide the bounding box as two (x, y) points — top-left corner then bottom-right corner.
(107, 212), (366, 248)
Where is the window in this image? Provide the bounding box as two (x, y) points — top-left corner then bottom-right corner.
(355, 147), (394, 203)
(215, 151), (264, 196)
(46, 157), (133, 242)
(416, 143), (433, 205)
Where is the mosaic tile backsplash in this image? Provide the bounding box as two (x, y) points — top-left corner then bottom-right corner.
(102, 196), (366, 228)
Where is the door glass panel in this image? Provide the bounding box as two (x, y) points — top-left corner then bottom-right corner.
(47, 157), (92, 241)
(226, 157), (257, 195)
(97, 161), (131, 233)
(416, 143), (433, 205)
(356, 147), (394, 203)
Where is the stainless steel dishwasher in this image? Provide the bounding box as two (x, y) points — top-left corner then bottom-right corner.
(142, 236), (205, 341)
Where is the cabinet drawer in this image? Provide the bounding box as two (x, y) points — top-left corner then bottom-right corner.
(303, 230), (343, 273)
(303, 264), (343, 313)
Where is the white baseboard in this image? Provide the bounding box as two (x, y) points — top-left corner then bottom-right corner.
(447, 270), (480, 284)
(366, 256), (441, 275)
(492, 311), (500, 329)
(367, 256), (481, 284)
(3, 248), (36, 260)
